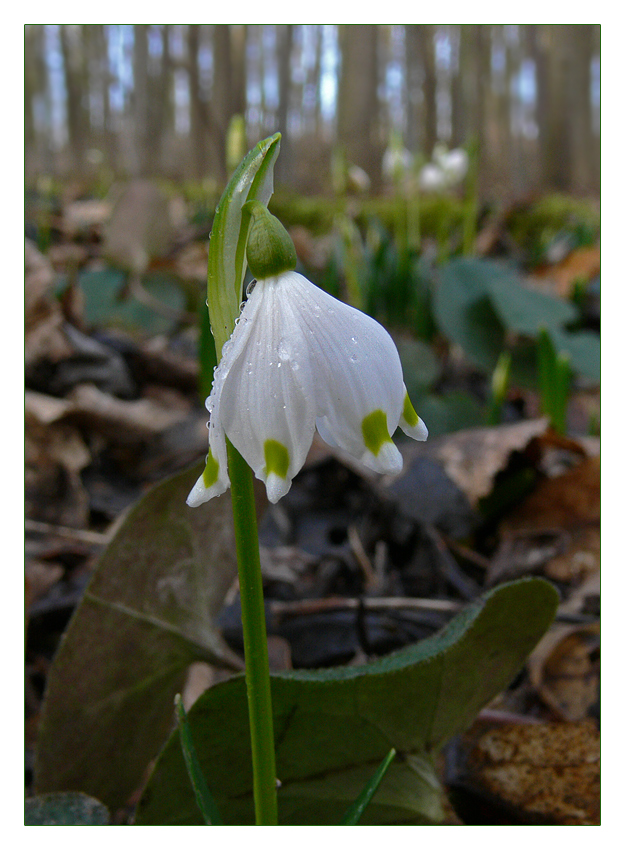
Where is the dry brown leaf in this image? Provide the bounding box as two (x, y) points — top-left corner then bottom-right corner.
(456, 719), (599, 824)
(528, 573), (600, 722)
(67, 383), (188, 443)
(528, 623), (599, 722)
(534, 246), (600, 298)
(25, 560), (65, 608)
(502, 455), (600, 533)
(103, 180), (177, 275)
(426, 419), (550, 507)
(489, 455), (600, 585)
(25, 239), (73, 367)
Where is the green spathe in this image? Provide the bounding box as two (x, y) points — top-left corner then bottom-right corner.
(244, 201), (297, 280)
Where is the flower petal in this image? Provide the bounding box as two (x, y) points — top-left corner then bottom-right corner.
(278, 272), (405, 473)
(217, 276), (317, 502)
(399, 387), (429, 441)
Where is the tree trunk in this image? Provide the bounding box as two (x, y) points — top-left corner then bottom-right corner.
(59, 25), (88, 173)
(276, 25), (294, 183)
(188, 25), (208, 178)
(132, 24), (150, 175)
(337, 24), (381, 186)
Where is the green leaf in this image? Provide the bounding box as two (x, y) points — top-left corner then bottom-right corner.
(207, 133), (281, 356)
(485, 268), (578, 337)
(416, 391), (485, 437)
(433, 258), (593, 385)
(434, 259), (505, 373)
(550, 326), (600, 384)
(340, 749), (396, 825)
(175, 695), (223, 825)
(25, 792), (109, 825)
(135, 578), (558, 825)
(77, 268), (186, 335)
(34, 462), (245, 813)
(395, 337), (441, 397)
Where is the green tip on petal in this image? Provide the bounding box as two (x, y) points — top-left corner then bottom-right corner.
(244, 200), (297, 279)
(264, 439), (290, 479)
(202, 449), (220, 488)
(361, 409), (393, 457)
(402, 392), (419, 428)
(400, 392), (428, 441)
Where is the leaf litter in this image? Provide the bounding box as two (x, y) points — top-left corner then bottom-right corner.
(25, 189), (600, 824)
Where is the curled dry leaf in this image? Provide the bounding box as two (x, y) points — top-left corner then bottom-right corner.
(66, 383), (189, 444)
(420, 419), (550, 508)
(528, 572), (600, 722)
(491, 455), (600, 586)
(25, 239), (73, 368)
(25, 392), (92, 527)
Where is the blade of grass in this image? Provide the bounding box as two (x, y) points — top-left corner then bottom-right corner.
(175, 694), (223, 825)
(339, 748), (397, 825)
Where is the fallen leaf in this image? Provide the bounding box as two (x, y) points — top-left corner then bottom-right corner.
(103, 181), (177, 275)
(450, 719), (599, 824)
(416, 419), (550, 508)
(67, 382), (188, 443)
(25, 239), (73, 368)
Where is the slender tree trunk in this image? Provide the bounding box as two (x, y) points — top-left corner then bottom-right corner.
(188, 24), (208, 178)
(132, 24), (150, 175)
(420, 25), (437, 155)
(567, 24), (594, 194)
(60, 25), (88, 173)
(450, 25), (465, 148)
(276, 24), (294, 183)
(337, 24), (381, 186)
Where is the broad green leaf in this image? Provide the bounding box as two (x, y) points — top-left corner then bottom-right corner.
(135, 578), (558, 825)
(485, 268), (578, 337)
(416, 391), (485, 437)
(25, 792), (109, 825)
(395, 337), (441, 397)
(207, 133), (281, 356)
(35, 462), (247, 813)
(550, 326), (600, 384)
(434, 259), (505, 373)
(77, 267), (186, 335)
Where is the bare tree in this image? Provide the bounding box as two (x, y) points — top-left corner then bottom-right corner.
(337, 25), (381, 186)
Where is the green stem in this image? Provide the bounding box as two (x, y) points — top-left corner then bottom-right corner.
(226, 439), (278, 825)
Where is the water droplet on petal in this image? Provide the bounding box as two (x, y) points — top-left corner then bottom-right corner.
(350, 336), (358, 344)
(277, 338), (292, 361)
(246, 279), (257, 297)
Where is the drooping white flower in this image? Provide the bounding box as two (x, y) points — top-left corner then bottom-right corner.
(424, 144), (469, 190)
(419, 162), (447, 192)
(187, 205), (427, 508)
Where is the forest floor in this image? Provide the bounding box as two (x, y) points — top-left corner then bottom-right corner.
(25, 181), (600, 825)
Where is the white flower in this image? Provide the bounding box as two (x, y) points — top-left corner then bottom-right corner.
(187, 271), (428, 507)
(419, 162), (447, 192)
(427, 144), (469, 189)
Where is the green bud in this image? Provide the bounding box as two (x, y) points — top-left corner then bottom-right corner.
(243, 200), (297, 279)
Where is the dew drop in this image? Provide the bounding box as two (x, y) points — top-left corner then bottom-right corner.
(349, 354), (359, 362)
(277, 338), (292, 361)
(350, 336), (358, 344)
(246, 279), (257, 297)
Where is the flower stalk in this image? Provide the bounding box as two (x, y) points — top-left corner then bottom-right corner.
(226, 440), (278, 825)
